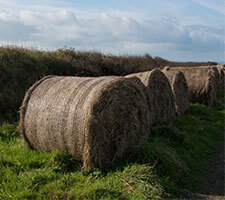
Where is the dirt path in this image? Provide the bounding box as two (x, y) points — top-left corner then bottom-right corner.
(196, 135), (224, 199)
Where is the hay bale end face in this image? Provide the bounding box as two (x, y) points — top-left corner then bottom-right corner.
(20, 76), (150, 170)
(169, 67), (219, 107)
(162, 67), (189, 115)
(126, 69), (176, 123)
(198, 65), (225, 93)
(198, 66), (221, 93)
(216, 65), (225, 93)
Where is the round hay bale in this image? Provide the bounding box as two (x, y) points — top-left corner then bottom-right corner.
(190, 65), (223, 93)
(216, 64), (225, 93)
(162, 67), (189, 115)
(20, 75), (150, 170)
(169, 67), (218, 107)
(197, 66), (221, 93)
(126, 69), (176, 123)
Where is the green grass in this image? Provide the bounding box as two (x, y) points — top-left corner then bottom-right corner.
(0, 102), (224, 199)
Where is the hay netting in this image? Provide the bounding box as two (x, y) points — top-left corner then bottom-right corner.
(126, 69), (176, 123)
(169, 67), (219, 107)
(162, 67), (189, 115)
(20, 75), (150, 170)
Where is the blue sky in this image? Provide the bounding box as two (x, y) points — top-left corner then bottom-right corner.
(0, 0), (224, 62)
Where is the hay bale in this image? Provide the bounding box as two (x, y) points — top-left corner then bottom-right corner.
(20, 75), (150, 170)
(126, 69), (176, 123)
(197, 65), (221, 93)
(216, 64), (225, 93)
(189, 65), (224, 93)
(169, 67), (219, 107)
(162, 67), (189, 115)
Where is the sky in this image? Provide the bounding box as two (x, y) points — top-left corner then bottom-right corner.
(0, 0), (224, 62)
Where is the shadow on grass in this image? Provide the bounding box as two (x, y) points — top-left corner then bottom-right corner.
(0, 103), (224, 199)
(99, 103), (225, 198)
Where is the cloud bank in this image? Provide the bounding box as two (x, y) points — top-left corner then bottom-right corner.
(0, 8), (224, 61)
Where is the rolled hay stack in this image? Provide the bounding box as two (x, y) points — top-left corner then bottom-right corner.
(20, 75), (150, 170)
(161, 67), (189, 115)
(197, 65), (221, 93)
(190, 65), (224, 93)
(168, 67), (219, 107)
(216, 64), (225, 93)
(126, 69), (176, 123)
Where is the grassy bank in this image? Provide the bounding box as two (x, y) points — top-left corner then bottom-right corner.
(0, 46), (216, 124)
(0, 101), (224, 199)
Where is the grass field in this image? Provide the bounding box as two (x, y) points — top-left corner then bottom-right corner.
(0, 47), (223, 199)
(0, 100), (224, 199)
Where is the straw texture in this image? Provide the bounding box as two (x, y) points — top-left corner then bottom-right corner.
(169, 67), (219, 107)
(20, 76), (150, 170)
(197, 66), (221, 93)
(162, 67), (189, 115)
(216, 64), (225, 93)
(126, 69), (176, 123)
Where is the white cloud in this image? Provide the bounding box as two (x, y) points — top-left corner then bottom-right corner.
(0, 8), (224, 61)
(20, 9), (79, 26)
(188, 25), (224, 50)
(0, 10), (36, 41)
(0, 9), (17, 21)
